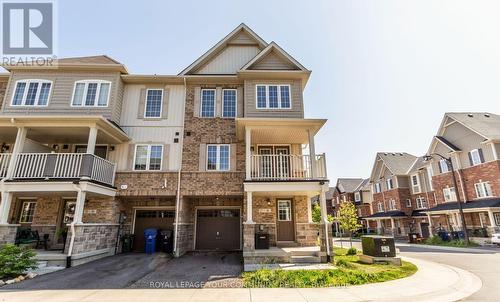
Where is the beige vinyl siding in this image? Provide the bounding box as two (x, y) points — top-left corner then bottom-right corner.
(244, 79), (304, 118)
(251, 51), (299, 70)
(22, 139), (52, 153)
(397, 176), (409, 188)
(195, 45), (261, 75)
(2, 70), (122, 123)
(362, 191), (373, 203)
(495, 143), (500, 160)
(432, 143), (456, 174)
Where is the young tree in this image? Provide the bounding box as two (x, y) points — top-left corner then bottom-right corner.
(336, 202), (362, 247)
(312, 203), (333, 223)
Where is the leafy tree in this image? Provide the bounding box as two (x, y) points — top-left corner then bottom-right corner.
(312, 203), (333, 223)
(0, 244), (37, 278)
(335, 202), (362, 247)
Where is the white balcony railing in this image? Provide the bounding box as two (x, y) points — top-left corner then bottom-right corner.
(0, 153), (11, 179)
(249, 154), (327, 180)
(12, 153), (116, 186)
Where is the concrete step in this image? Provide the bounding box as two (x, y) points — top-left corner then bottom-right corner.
(290, 256), (321, 263)
(37, 261), (48, 268)
(276, 241), (299, 248)
(290, 250), (319, 257)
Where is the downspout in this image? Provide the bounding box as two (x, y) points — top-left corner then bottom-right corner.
(66, 184), (81, 268)
(173, 76), (187, 257)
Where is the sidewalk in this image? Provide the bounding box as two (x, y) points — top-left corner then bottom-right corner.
(0, 257), (481, 302)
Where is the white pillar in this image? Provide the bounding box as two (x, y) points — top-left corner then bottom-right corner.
(427, 213), (433, 236)
(307, 197), (313, 223)
(491, 143), (498, 161)
(87, 127), (98, 155)
(0, 192), (13, 224)
(74, 190), (86, 224)
(245, 191), (254, 224)
(390, 218), (395, 235)
(320, 188), (331, 257)
(308, 129), (317, 178)
(6, 127), (27, 179)
(487, 209), (496, 227)
(245, 127), (251, 180)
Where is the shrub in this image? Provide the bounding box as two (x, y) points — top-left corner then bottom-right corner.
(346, 247), (357, 255)
(425, 235), (444, 245)
(334, 258), (353, 268)
(0, 244), (37, 278)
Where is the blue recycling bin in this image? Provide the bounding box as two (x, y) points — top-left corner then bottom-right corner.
(144, 228), (158, 254)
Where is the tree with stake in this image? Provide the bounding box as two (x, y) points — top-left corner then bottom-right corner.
(336, 201), (362, 248)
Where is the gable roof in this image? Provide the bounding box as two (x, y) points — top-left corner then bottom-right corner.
(354, 179), (370, 192)
(336, 178), (364, 193)
(434, 136), (461, 152)
(370, 152), (418, 180)
(407, 156), (429, 174)
(240, 42), (309, 72)
(179, 23), (268, 75)
(444, 112), (500, 141)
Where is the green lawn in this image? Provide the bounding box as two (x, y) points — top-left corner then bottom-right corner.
(241, 248), (417, 288)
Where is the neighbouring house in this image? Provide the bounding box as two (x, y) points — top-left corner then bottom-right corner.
(423, 112), (500, 238)
(0, 24), (331, 268)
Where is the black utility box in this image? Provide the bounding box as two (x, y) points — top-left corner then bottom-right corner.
(255, 233), (269, 249)
(361, 236), (396, 257)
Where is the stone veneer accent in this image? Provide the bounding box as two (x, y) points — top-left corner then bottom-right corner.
(65, 224), (119, 255)
(0, 225), (19, 244)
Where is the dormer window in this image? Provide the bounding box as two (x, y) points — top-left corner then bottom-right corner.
(11, 80), (52, 106)
(256, 85), (291, 109)
(71, 80), (111, 107)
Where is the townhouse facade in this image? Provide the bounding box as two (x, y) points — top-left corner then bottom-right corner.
(0, 24), (332, 267)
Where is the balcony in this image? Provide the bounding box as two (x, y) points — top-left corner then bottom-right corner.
(0, 153), (11, 178)
(249, 154), (327, 181)
(11, 153), (116, 186)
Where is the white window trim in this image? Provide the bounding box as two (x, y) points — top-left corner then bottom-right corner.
(474, 181), (493, 199)
(443, 187), (457, 202)
(277, 200), (292, 221)
(11, 79), (53, 107)
(255, 84), (292, 109)
(416, 197), (427, 209)
(439, 159), (450, 173)
(494, 213), (500, 226)
(133, 144), (163, 171)
(388, 199), (397, 210)
(354, 192), (361, 202)
(221, 88), (237, 118)
(200, 88), (216, 118)
(406, 199), (412, 208)
(206, 144), (231, 172)
(470, 149), (482, 166)
(411, 174), (421, 194)
(144, 89), (163, 118)
(19, 201), (37, 223)
(377, 202), (384, 212)
(375, 183), (381, 193)
(386, 178), (394, 190)
(71, 80), (112, 107)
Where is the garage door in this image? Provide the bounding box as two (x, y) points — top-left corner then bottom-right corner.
(196, 209), (241, 250)
(133, 210), (175, 252)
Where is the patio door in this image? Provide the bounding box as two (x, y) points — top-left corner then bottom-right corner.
(258, 147), (273, 178)
(258, 146), (290, 179)
(275, 147), (290, 178)
(276, 199), (294, 241)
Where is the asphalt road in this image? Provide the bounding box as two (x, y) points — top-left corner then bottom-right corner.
(336, 239), (500, 302)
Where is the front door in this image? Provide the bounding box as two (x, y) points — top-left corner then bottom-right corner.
(420, 223), (430, 238)
(276, 199), (294, 241)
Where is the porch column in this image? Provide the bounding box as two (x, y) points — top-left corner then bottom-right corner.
(319, 187), (332, 259)
(6, 127), (27, 179)
(87, 126), (98, 155)
(487, 210), (497, 231)
(376, 219), (382, 234)
(427, 213), (433, 236)
(245, 191), (254, 224)
(245, 127), (251, 180)
(390, 218), (395, 236)
(73, 190), (86, 224)
(308, 129), (317, 178)
(0, 192), (13, 224)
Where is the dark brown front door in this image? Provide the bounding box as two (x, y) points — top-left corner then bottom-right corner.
(276, 199), (294, 241)
(421, 223), (430, 238)
(196, 209), (240, 250)
(133, 210), (175, 252)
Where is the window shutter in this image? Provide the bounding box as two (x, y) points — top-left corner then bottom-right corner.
(199, 143), (206, 171)
(237, 86), (243, 117)
(215, 87), (222, 117)
(128, 144), (136, 170)
(137, 89), (146, 119)
(230, 143), (237, 171)
(162, 144), (169, 171)
(468, 152), (473, 166)
(478, 148), (485, 163)
(162, 88), (169, 119)
(438, 162), (442, 173)
(193, 87), (201, 117)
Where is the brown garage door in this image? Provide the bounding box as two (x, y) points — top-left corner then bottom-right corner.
(196, 209), (241, 250)
(133, 210), (175, 252)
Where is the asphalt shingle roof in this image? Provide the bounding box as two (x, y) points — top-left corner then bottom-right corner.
(337, 178), (364, 193)
(446, 112), (500, 140)
(426, 198), (500, 212)
(377, 152), (418, 175)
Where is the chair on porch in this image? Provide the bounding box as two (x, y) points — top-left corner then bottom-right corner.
(34, 232), (50, 250)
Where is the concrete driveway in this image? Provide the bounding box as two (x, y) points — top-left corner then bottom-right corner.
(2, 252), (242, 290)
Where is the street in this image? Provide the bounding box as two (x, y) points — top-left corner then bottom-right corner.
(335, 239), (500, 302)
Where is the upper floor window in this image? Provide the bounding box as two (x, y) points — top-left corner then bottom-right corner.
(200, 89), (216, 117)
(377, 202), (384, 212)
(207, 144), (230, 171)
(386, 178), (394, 190)
(144, 89), (163, 118)
(11, 80), (52, 106)
(411, 174), (421, 193)
(439, 159), (450, 173)
(72, 80), (111, 107)
(255, 85), (291, 109)
(443, 187), (457, 202)
(134, 145), (163, 171)
(469, 149), (484, 166)
(222, 89), (237, 118)
(475, 181), (493, 198)
(354, 192), (361, 202)
(416, 197), (427, 209)
(19, 201), (36, 223)
(406, 199), (412, 207)
(495, 213), (500, 226)
(374, 183), (381, 193)
(388, 199), (397, 210)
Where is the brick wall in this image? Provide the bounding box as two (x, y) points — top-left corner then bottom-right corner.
(115, 172), (179, 197)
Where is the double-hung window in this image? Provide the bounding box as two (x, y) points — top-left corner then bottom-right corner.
(374, 183), (381, 193)
(11, 80), (52, 106)
(469, 149), (484, 166)
(19, 201), (36, 223)
(475, 181), (493, 198)
(255, 85), (291, 109)
(200, 89), (216, 117)
(406, 199), (412, 207)
(134, 145), (163, 171)
(386, 178), (394, 190)
(416, 197), (427, 209)
(411, 174), (421, 193)
(354, 192), (361, 202)
(222, 89), (237, 118)
(72, 80), (111, 107)
(443, 187), (457, 202)
(388, 199), (397, 210)
(494, 213), (500, 226)
(206, 144), (230, 171)
(377, 202), (384, 212)
(144, 89), (163, 118)
(439, 159), (450, 173)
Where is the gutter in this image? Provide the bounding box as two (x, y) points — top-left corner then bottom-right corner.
(66, 183), (81, 268)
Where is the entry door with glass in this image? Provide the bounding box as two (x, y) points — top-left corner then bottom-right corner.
(277, 199), (294, 241)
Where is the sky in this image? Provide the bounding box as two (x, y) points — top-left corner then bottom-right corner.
(55, 0), (500, 182)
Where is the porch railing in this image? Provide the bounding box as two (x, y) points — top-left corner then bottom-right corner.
(0, 153), (11, 179)
(249, 154), (327, 180)
(12, 153), (116, 186)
